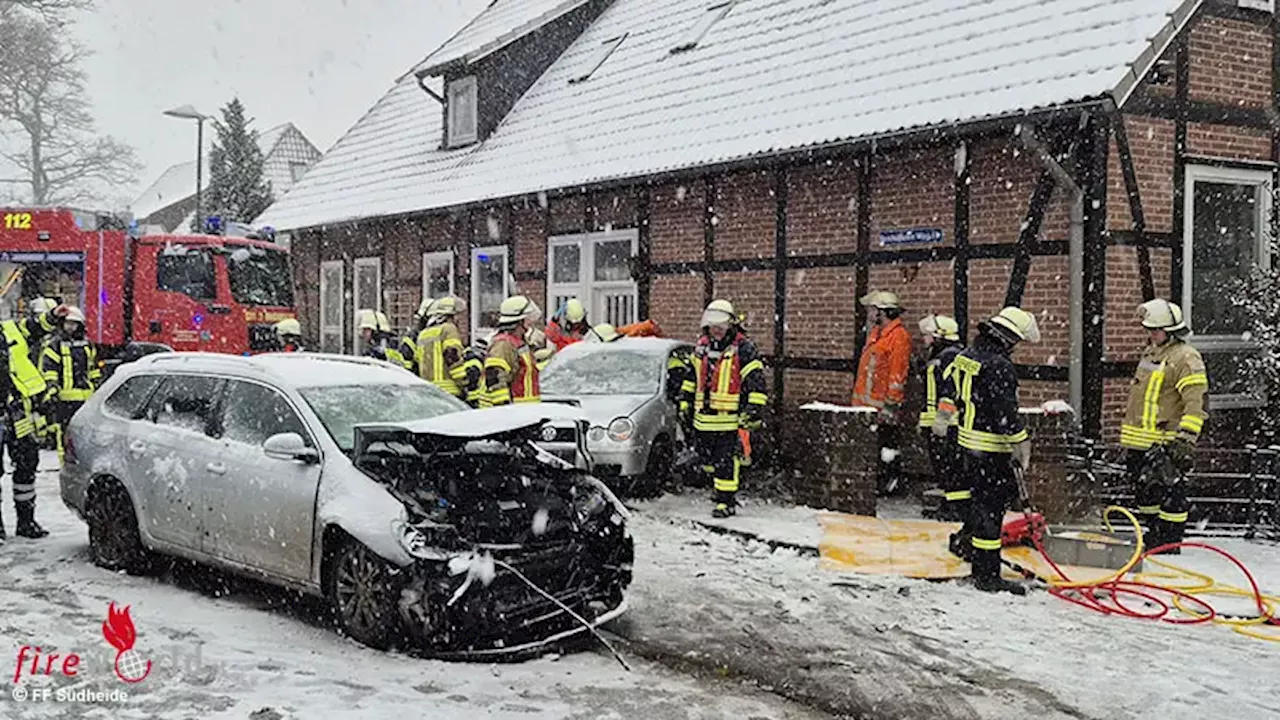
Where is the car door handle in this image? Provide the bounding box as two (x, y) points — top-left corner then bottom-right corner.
(128, 441), (146, 456)
(206, 462), (226, 475)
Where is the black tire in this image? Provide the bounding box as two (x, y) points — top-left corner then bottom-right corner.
(630, 436), (672, 499)
(86, 478), (156, 575)
(325, 539), (400, 650)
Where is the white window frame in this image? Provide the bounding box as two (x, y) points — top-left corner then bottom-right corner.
(471, 245), (510, 337)
(422, 251), (456, 303)
(546, 228), (639, 327)
(352, 256), (382, 354)
(446, 75), (478, 148)
(319, 260), (344, 353)
(1182, 163), (1274, 408)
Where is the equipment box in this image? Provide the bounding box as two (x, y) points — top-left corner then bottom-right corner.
(1042, 530), (1144, 572)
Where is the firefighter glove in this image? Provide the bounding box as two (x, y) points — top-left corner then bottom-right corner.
(931, 409), (953, 438)
(740, 414), (763, 432)
(1167, 437), (1195, 474)
(1012, 440), (1032, 472)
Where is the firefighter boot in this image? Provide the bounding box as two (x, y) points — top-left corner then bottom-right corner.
(948, 530), (974, 562)
(15, 503), (48, 539)
(970, 539), (1026, 596)
(711, 503), (736, 519)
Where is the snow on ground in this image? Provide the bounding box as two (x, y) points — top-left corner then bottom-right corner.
(624, 493), (1280, 720)
(0, 453), (826, 720)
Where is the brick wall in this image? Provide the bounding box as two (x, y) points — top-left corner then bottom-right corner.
(650, 181), (704, 265)
(783, 369), (853, 408)
(650, 274), (703, 342)
(1188, 15), (1273, 109)
(713, 170), (775, 260)
(1019, 379), (1069, 407)
(970, 138), (1071, 244)
(1106, 115), (1176, 234)
(590, 188), (639, 231)
(866, 262), (953, 340)
(870, 146), (954, 250)
(712, 269), (774, 354)
(787, 160), (858, 256)
(1186, 123), (1273, 161)
(549, 195), (587, 235)
(785, 267), (857, 358)
(513, 204), (546, 275)
(291, 230), (321, 348)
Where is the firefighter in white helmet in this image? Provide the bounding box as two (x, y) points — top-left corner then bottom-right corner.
(918, 314), (968, 523)
(415, 296), (469, 398)
(687, 299), (767, 518)
(274, 318), (304, 352)
(1121, 299), (1207, 553)
(585, 323), (621, 343)
(39, 306), (100, 466)
(546, 298), (589, 350)
(374, 312), (406, 367)
(935, 306), (1040, 595)
(854, 291), (913, 496)
(484, 296), (542, 406)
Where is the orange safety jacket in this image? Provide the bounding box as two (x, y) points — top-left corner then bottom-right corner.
(618, 319), (662, 338)
(545, 321), (586, 351)
(484, 331), (541, 405)
(852, 318), (912, 410)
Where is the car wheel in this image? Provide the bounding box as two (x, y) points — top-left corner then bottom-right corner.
(632, 435), (672, 499)
(86, 478), (156, 575)
(326, 539), (400, 650)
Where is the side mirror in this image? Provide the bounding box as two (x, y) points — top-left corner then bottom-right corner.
(263, 432), (319, 464)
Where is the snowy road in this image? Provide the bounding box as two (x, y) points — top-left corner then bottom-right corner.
(0, 454), (825, 720)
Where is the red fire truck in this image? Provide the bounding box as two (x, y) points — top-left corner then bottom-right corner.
(0, 207), (296, 359)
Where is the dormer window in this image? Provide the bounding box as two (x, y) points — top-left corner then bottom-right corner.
(671, 2), (733, 54)
(446, 75), (478, 147)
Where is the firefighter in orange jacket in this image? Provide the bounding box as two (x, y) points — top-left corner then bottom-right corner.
(484, 296), (543, 406)
(689, 299), (767, 518)
(853, 291), (913, 496)
(545, 298), (588, 350)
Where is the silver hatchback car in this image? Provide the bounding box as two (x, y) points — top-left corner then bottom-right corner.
(60, 352), (632, 654)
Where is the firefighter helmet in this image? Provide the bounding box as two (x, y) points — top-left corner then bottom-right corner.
(587, 323), (621, 343)
(919, 314), (960, 341)
(275, 318), (302, 337)
(28, 297), (56, 316)
(63, 306), (86, 324)
(988, 307), (1041, 343)
(424, 296), (462, 318)
(1138, 298), (1187, 333)
(701, 299), (737, 328)
(562, 298), (587, 324)
(356, 309), (378, 331)
(374, 311), (392, 334)
(860, 291), (902, 310)
(498, 296), (541, 325)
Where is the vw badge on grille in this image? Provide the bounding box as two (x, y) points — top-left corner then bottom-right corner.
(541, 424), (559, 442)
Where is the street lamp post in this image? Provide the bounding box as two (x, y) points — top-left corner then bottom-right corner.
(163, 105), (211, 232)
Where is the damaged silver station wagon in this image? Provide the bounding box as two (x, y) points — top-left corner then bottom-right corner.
(59, 353), (633, 655)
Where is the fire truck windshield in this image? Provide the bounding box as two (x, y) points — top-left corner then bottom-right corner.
(227, 245), (293, 307)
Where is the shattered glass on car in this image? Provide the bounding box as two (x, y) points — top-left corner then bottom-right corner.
(540, 349), (659, 396)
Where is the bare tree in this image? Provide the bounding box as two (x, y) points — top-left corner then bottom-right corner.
(0, 6), (138, 205)
(0, 0), (90, 21)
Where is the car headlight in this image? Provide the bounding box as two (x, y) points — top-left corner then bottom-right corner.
(540, 424), (559, 442)
(607, 417), (635, 442)
(589, 426), (606, 442)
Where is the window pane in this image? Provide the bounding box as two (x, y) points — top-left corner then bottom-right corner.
(475, 251), (506, 329)
(220, 380), (309, 447)
(157, 249), (216, 300)
(424, 256), (452, 299)
(144, 376), (224, 435)
(1192, 181), (1259, 336)
(228, 246), (293, 307)
(321, 330), (343, 354)
(104, 375), (162, 419)
(594, 239), (632, 282)
(1200, 349), (1259, 401)
(552, 244), (581, 284)
(321, 265), (342, 327)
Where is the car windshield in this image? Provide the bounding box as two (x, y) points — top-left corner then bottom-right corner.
(299, 383), (466, 452)
(227, 245), (294, 307)
(540, 349), (660, 396)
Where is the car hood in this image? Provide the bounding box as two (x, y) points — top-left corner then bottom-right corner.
(542, 395), (652, 425)
(369, 403), (590, 439)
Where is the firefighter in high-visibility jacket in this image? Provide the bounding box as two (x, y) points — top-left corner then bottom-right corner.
(274, 318), (305, 352)
(918, 314), (967, 523)
(485, 296), (543, 406)
(528, 327), (555, 371)
(689, 299), (766, 518)
(853, 291), (913, 496)
(545, 298), (588, 350)
(39, 307), (99, 466)
(935, 307), (1040, 596)
(0, 300), (67, 540)
(1121, 299), (1207, 553)
(369, 312), (405, 366)
(416, 297), (470, 398)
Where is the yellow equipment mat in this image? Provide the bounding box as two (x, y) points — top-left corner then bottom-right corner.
(817, 512), (1117, 582)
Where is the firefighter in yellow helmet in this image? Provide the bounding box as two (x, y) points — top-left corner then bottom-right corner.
(1, 299), (67, 539)
(918, 314), (967, 522)
(546, 298), (588, 350)
(935, 307), (1039, 595)
(415, 296), (469, 399)
(274, 318), (304, 352)
(1122, 299), (1207, 553)
(374, 312), (407, 367)
(688, 299), (767, 518)
(39, 306), (100, 466)
(585, 323), (621, 343)
(356, 309), (380, 357)
(485, 296), (542, 406)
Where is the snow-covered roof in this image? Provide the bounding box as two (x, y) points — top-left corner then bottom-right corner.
(131, 123), (319, 220)
(258, 0), (1193, 232)
(413, 0), (594, 75)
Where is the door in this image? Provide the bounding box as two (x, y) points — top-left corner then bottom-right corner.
(319, 260), (344, 353)
(150, 245), (224, 352)
(471, 246), (509, 337)
(353, 257), (381, 355)
(207, 379), (320, 581)
(129, 374), (226, 552)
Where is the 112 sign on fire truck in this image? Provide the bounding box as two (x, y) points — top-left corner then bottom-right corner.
(0, 208), (297, 363)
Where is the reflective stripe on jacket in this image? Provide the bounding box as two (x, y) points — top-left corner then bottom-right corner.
(853, 319), (911, 409)
(485, 332), (540, 406)
(691, 333), (766, 432)
(41, 340), (100, 402)
(416, 322), (466, 397)
(919, 342), (963, 428)
(940, 337), (1025, 454)
(2, 313), (56, 400)
(1121, 340), (1208, 450)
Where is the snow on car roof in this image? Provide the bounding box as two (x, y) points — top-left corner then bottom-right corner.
(258, 0), (1191, 231)
(552, 337), (690, 360)
(127, 352), (422, 389)
(384, 403), (589, 438)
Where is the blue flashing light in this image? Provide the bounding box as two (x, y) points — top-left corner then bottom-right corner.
(99, 289), (109, 306)
(477, 253), (490, 262)
(192, 312), (204, 328)
(203, 216), (223, 235)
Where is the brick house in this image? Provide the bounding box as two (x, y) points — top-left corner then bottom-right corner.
(258, 0), (1280, 440)
(132, 123), (321, 233)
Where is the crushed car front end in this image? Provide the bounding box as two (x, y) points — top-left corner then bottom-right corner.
(352, 412), (632, 656)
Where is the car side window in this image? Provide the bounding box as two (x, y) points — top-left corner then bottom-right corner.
(103, 375), (163, 419)
(219, 379), (311, 448)
(141, 375), (224, 436)
(156, 249), (216, 301)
